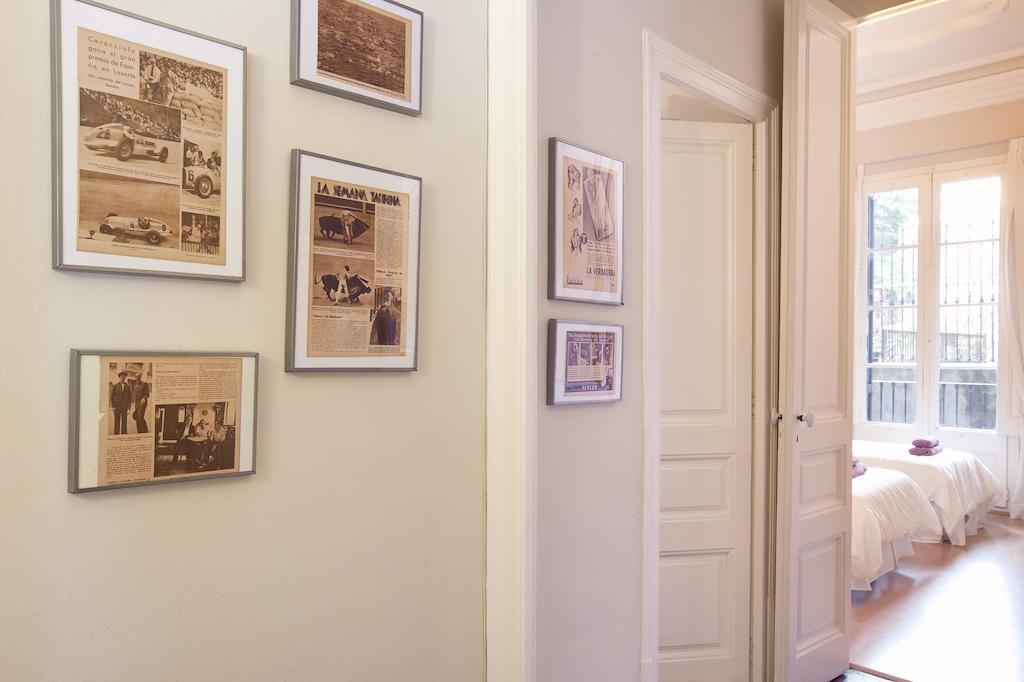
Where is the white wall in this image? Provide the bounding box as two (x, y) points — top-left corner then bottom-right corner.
(0, 1), (486, 680)
(535, 2), (782, 680)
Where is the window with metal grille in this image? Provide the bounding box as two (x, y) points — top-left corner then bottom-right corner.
(858, 164), (1003, 438)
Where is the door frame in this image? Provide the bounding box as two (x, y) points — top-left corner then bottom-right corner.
(486, 0), (538, 681)
(640, 29), (780, 682)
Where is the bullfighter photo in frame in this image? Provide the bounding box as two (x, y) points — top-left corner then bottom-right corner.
(287, 149), (422, 371)
(51, 0), (247, 280)
(291, 0), (423, 116)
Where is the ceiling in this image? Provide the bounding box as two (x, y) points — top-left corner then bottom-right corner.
(856, 0), (1024, 91)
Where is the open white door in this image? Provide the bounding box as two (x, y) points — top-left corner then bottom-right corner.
(657, 120), (754, 681)
(777, 1), (855, 681)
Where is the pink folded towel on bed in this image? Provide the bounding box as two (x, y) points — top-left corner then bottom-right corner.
(908, 445), (943, 456)
(912, 436), (940, 448)
(851, 456), (867, 478)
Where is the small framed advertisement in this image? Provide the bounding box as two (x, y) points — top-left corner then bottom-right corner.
(291, 0), (423, 116)
(69, 350), (259, 493)
(287, 150), (421, 371)
(549, 138), (624, 305)
(547, 320), (623, 406)
(51, 0), (247, 280)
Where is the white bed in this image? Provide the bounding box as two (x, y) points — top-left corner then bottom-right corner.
(853, 439), (1001, 546)
(851, 466), (942, 590)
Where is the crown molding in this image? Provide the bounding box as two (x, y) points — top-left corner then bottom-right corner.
(858, 66), (1024, 130)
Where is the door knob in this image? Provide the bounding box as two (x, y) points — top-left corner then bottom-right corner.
(797, 411), (815, 428)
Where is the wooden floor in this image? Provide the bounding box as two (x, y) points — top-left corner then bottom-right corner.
(851, 513), (1024, 682)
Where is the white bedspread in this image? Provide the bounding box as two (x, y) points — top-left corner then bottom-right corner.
(852, 467), (941, 590)
(853, 440), (1001, 546)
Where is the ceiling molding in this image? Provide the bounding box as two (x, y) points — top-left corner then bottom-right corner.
(858, 66), (1024, 130)
(859, 46), (1024, 95)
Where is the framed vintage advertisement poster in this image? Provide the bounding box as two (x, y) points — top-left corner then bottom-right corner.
(291, 0), (423, 116)
(547, 320), (623, 406)
(549, 138), (624, 305)
(51, 0), (247, 280)
(68, 350), (259, 493)
(287, 150), (421, 371)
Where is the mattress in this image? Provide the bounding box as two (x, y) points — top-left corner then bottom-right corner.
(852, 466), (942, 590)
(853, 439), (1001, 546)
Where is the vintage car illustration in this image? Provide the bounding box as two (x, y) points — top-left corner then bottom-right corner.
(182, 164), (221, 200)
(83, 123), (171, 163)
(98, 214), (176, 245)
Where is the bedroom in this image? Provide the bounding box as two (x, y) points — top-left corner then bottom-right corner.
(843, 1), (1024, 680)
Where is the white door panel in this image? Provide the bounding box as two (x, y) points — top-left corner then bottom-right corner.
(658, 120), (753, 682)
(779, 1), (855, 680)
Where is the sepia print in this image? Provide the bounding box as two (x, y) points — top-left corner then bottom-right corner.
(96, 355), (244, 487)
(288, 151), (421, 370)
(54, 1), (244, 280)
(550, 139), (624, 305)
(316, 0), (413, 102)
(306, 174), (408, 358)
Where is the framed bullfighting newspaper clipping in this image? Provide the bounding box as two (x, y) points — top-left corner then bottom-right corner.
(549, 138), (624, 305)
(68, 350), (259, 493)
(51, 0), (247, 280)
(547, 320), (623, 406)
(287, 150), (422, 371)
(291, 0), (423, 116)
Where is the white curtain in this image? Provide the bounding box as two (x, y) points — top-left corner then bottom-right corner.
(1001, 138), (1024, 518)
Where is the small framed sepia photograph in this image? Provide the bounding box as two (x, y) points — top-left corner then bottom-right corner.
(291, 0), (423, 116)
(51, 0), (247, 280)
(549, 138), (624, 305)
(69, 350), (259, 493)
(287, 150), (422, 371)
(547, 320), (623, 406)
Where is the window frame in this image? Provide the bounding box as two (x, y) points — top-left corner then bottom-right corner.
(855, 157), (1007, 454)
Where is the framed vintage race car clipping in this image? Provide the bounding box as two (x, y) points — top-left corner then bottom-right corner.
(68, 350), (259, 493)
(287, 150), (422, 371)
(51, 0), (247, 280)
(549, 138), (624, 305)
(291, 0), (423, 116)
(547, 320), (623, 406)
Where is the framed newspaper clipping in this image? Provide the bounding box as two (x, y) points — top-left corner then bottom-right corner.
(549, 138), (624, 305)
(547, 320), (623, 406)
(51, 0), (247, 280)
(291, 0), (423, 116)
(287, 150), (421, 371)
(69, 350), (259, 493)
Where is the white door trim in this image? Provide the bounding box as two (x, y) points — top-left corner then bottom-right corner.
(486, 1), (538, 680)
(641, 29), (779, 682)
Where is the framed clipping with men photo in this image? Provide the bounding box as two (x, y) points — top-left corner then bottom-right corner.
(51, 0), (247, 280)
(287, 150), (422, 371)
(68, 350), (259, 493)
(547, 320), (623, 406)
(291, 0), (423, 116)
(549, 138), (624, 305)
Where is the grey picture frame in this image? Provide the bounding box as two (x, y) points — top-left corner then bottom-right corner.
(290, 0), (424, 117)
(286, 149), (423, 372)
(51, 0), (248, 281)
(547, 319), (625, 406)
(68, 349), (260, 494)
(548, 137), (625, 305)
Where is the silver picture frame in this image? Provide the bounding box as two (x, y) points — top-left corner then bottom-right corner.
(548, 137), (625, 305)
(51, 0), (248, 281)
(68, 349), (260, 493)
(547, 319), (624, 406)
(290, 0), (424, 116)
(286, 149), (423, 371)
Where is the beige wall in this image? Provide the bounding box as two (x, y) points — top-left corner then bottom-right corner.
(535, 2), (782, 680)
(858, 99), (1024, 172)
(0, 1), (486, 680)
